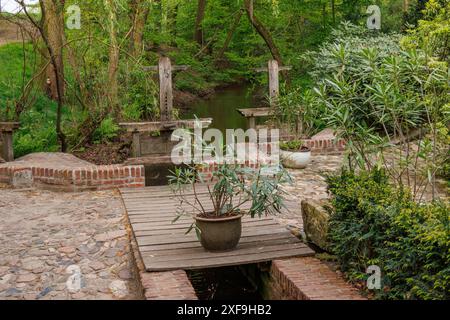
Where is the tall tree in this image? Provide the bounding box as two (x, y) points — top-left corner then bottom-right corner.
(41, 0), (65, 102)
(331, 0), (336, 24)
(105, 0), (119, 114)
(244, 0), (284, 66)
(194, 0), (207, 45)
(216, 8), (244, 62)
(19, 0), (67, 151)
(129, 0), (150, 57)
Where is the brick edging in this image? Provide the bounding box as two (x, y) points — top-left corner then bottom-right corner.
(268, 257), (366, 300)
(0, 164), (145, 191)
(304, 138), (346, 155)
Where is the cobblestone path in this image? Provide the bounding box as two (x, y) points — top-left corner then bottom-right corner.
(0, 188), (141, 300)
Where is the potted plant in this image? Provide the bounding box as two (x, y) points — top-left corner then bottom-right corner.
(280, 140), (311, 169)
(168, 164), (290, 251)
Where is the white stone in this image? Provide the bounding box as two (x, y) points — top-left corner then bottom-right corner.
(109, 280), (128, 298)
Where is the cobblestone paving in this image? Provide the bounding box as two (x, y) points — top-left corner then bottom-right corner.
(276, 155), (343, 230)
(0, 155), (344, 300)
(0, 188), (141, 300)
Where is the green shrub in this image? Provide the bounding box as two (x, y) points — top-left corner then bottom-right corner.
(92, 117), (120, 144)
(13, 110), (59, 158)
(280, 140), (303, 151)
(326, 169), (450, 300)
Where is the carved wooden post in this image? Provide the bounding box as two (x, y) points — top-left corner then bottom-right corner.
(158, 57), (173, 122)
(143, 57), (189, 123)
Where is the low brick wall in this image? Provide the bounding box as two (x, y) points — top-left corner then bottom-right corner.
(304, 138), (346, 155)
(140, 271), (198, 300)
(262, 257), (365, 300)
(0, 164), (145, 191)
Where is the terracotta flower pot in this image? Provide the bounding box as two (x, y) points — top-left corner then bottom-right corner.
(195, 214), (242, 251)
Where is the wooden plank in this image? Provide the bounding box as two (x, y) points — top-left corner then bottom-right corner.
(143, 241), (305, 262)
(128, 215), (273, 224)
(120, 184), (211, 193)
(136, 230), (293, 248)
(131, 219), (279, 232)
(121, 184), (314, 271)
(122, 192), (217, 203)
(143, 65), (189, 72)
(118, 118), (213, 133)
(254, 66), (292, 73)
(237, 107), (271, 118)
(123, 200), (253, 211)
(144, 247), (314, 271)
(135, 227), (290, 245)
(135, 224), (287, 238)
(138, 232), (295, 251)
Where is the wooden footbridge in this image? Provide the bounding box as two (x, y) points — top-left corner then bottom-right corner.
(120, 185), (314, 272)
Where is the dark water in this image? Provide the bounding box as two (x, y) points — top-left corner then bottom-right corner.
(182, 84), (259, 134)
(187, 266), (262, 300)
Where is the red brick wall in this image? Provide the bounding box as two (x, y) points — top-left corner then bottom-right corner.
(264, 257), (365, 300)
(304, 138), (346, 155)
(0, 164), (145, 191)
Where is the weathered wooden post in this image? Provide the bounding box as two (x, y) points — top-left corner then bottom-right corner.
(238, 60), (291, 129)
(0, 122), (20, 162)
(255, 59), (291, 107)
(132, 129), (142, 158)
(158, 56), (173, 122)
(143, 56), (189, 123)
(120, 57), (211, 162)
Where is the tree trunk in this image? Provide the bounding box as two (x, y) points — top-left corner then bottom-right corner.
(216, 9), (243, 61)
(130, 0), (150, 57)
(105, 0), (120, 115)
(331, 0), (336, 24)
(64, 36), (88, 106)
(244, 0), (284, 67)
(42, 0), (64, 102)
(39, 0), (66, 151)
(194, 0), (207, 45)
(322, 1), (327, 28)
(403, 0), (410, 12)
(168, 3), (179, 40)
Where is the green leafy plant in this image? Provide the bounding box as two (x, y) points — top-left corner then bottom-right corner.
(326, 169), (450, 300)
(280, 140), (304, 151)
(305, 23), (449, 201)
(169, 163), (290, 220)
(92, 117), (120, 144)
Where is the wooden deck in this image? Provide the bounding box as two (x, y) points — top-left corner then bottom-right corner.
(120, 185), (314, 271)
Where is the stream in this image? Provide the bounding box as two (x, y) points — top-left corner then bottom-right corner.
(182, 84), (261, 133)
